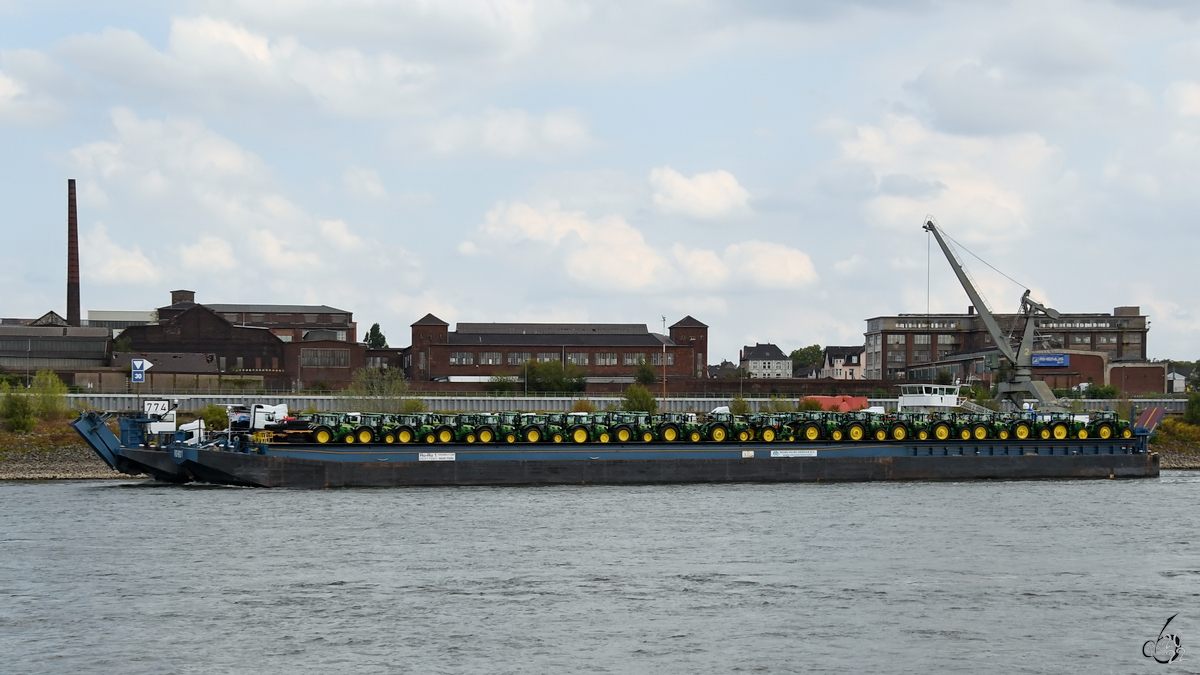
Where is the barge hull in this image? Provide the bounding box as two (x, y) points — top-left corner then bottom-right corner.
(187, 450), (1158, 488)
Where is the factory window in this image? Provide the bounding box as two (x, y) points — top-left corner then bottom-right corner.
(595, 353), (617, 366)
(566, 352), (589, 366)
(1124, 333), (1142, 343)
(223, 313), (239, 322)
(250, 314), (265, 323)
(651, 352), (675, 366)
(507, 352), (531, 366)
(887, 352), (906, 363)
(913, 334), (931, 345)
(887, 334), (906, 345)
(1125, 345), (1142, 358)
(304, 314), (318, 323)
(1071, 334), (1090, 344)
(367, 356), (387, 368)
(278, 335), (293, 343)
(219, 356), (226, 371)
(480, 352), (503, 365)
(623, 353), (646, 366)
(1098, 334), (1119, 344)
(254, 357), (262, 369)
(335, 331), (347, 342)
(301, 348), (350, 368)
(937, 349), (953, 361)
(537, 352), (560, 362)
(271, 357), (279, 370)
(331, 314), (347, 324)
(274, 314), (292, 323)
(235, 356), (244, 370)
(912, 350), (931, 363)
(937, 335), (955, 344)
(449, 352), (474, 365)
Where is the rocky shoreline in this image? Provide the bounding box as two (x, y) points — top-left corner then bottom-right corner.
(0, 444), (145, 480)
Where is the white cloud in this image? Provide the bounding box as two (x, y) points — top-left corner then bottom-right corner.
(0, 58), (64, 125)
(342, 166), (387, 199)
(466, 200), (816, 292)
(417, 107), (594, 158)
(1166, 80), (1200, 116)
(470, 201), (671, 291)
(724, 240), (818, 289)
(80, 223), (161, 284)
(179, 236), (236, 271)
(650, 166), (751, 219)
(833, 113), (1062, 244)
(58, 17), (435, 117)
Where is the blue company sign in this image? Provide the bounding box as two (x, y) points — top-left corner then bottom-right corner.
(1032, 354), (1069, 367)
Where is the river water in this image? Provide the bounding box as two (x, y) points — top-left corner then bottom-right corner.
(2, 475), (1198, 674)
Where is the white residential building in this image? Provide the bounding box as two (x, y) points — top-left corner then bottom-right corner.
(739, 343), (791, 379)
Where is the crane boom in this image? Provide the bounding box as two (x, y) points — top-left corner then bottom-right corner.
(922, 218), (1062, 410)
(922, 221), (1016, 364)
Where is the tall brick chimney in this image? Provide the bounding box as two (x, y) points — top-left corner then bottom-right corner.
(67, 179), (80, 327)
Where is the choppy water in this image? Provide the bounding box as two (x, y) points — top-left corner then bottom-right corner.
(2, 474), (1199, 674)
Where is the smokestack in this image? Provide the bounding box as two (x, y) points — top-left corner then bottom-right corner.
(67, 179), (80, 327)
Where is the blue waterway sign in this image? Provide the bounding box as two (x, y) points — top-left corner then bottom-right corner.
(131, 357), (153, 383)
(1032, 354), (1069, 367)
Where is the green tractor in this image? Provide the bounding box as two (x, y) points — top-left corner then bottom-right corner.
(1088, 410), (1133, 439)
(1034, 413), (1087, 440)
(563, 412), (604, 443)
(700, 411), (735, 442)
(746, 413), (791, 443)
(880, 412), (924, 441)
(653, 413), (699, 443)
(609, 412), (657, 442)
(386, 414), (435, 444)
(545, 413), (570, 443)
(309, 412), (357, 444)
(926, 412), (973, 441)
(838, 411), (875, 442)
(516, 413), (549, 443)
(788, 411), (839, 441)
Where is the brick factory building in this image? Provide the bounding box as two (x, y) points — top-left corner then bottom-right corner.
(157, 290), (356, 343)
(863, 305), (1164, 394)
(404, 315), (709, 383)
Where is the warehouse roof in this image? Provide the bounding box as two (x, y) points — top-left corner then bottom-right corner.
(670, 315), (708, 329)
(457, 322), (648, 336)
(448, 332), (670, 348)
(205, 304), (349, 315)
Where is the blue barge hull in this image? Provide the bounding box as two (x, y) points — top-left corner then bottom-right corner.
(70, 412), (1158, 488)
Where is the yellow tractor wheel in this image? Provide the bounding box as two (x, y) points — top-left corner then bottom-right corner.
(1098, 425), (1112, 439)
(849, 425), (864, 441)
(892, 426), (906, 441)
(874, 429), (886, 441)
(643, 431), (654, 442)
(526, 429), (541, 443)
(617, 428), (630, 442)
(805, 426), (820, 441)
(1078, 429), (1088, 440)
(314, 429), (332, 444)
(711, 427), (727, 442)
(1015, 424), (1029, 440)
(935, 425), (950, 440)
(831, 429), (844, 441)
(479, 429), (494, 443)
(573, 428), (588, 443)
(761, 429), (776, 443)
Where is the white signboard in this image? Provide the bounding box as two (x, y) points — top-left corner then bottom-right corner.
(143, 399), (171, 417)
(770, 449), (818, 458)
(418, 453), (457, 462)
(741, 450), (755, 459)
(131, 357), (153, 383)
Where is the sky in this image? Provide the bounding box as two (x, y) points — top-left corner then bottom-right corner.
(1, 0), (1197, 363)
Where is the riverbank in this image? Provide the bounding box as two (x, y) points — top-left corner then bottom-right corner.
(0, 420), (141, 480)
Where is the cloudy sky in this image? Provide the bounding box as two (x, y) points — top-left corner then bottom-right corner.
(1, 0), (1197, 362)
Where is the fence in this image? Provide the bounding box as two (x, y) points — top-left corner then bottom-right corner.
(63, 394), (1187, 415)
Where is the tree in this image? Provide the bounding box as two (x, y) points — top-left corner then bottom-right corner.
(620, 384), (658, 414)
(486, 374), (516, 394)
(1, 388), (35, 433)
(1185, 393), (1200, 426)
(27, 370), (69, 420)
(522, 359), (586, 393)
(935, 369), (953, 385)
(730, 395), (750, 415)
(571, 399), (596, 413)
(635, 361), (657, 385)
(346, 366), (420, 413)
(790, 345), (823, 371)
(365, 323), (388, 349)
(198, 404), (228, 431)
(768, 396), (795, 413)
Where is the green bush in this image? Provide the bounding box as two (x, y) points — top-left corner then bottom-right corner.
(1185, 393), (1200, 426)
(30, 370), (69, 420)
(768, 396), (795, 413)
(730, 395), (750, 415)
(2, 390), (36, 433)
(1086, 384), (1120, 399)
(797, 398), (824, 411)
(571, 399), (596, 413)
(620, 384), (658, 414)
(521, 359), (586, 393)
(198, 404), (228, 431)
(485, 374), (516, 394)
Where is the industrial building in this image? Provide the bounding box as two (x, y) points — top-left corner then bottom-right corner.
(404, 315), (709, 383)
(156, 290), (356, 343)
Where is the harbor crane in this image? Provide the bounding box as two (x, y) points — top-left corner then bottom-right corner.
(923, 218), (1062, 410)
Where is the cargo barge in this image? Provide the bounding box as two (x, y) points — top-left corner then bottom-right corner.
(69, 405), (1163, 488)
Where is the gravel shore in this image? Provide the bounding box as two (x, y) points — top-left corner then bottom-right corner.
(0, 445), (144, 480)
